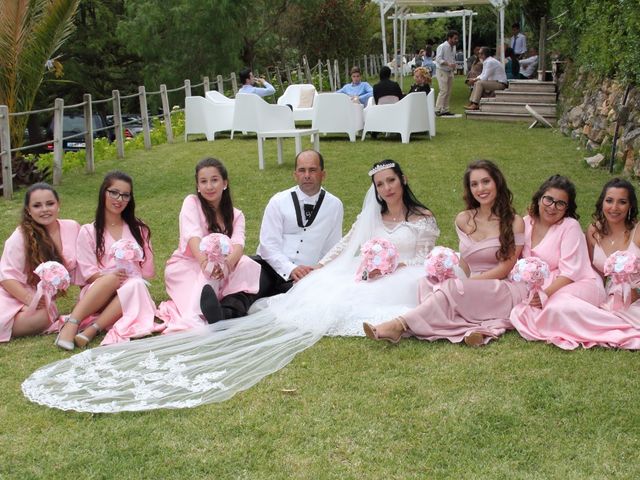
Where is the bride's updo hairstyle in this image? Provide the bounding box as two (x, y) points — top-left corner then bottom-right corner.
(462, 159), (515, 262)
(370, 159), (430, 221)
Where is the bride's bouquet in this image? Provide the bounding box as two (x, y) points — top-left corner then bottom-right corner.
(602, 251), (640, 312)
(110, 239), (144, 276)
(356, 238), (398, 281)
(199, 233), (232, 267)
(24, 261), (71, 322)
(510, 257), (550, 305)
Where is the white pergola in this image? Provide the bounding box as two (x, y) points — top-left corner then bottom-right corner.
(372, 0), (508, 74)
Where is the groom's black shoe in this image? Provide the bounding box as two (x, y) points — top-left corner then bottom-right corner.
(200, 285), (223, 324)
(220, 292), (253, 319)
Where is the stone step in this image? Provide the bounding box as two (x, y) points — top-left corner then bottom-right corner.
(507, 80), (556, 93)
(479, 100), (557, 116)
(495, 91), (557, 103)
(465, 110), (557, 124)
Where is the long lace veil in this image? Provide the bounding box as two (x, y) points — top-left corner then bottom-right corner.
(22, 186), (382, 413)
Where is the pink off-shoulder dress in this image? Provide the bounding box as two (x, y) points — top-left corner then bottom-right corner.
(57, 223), (162, 345)
(0, 219), (81, 342)
(509, 216), (607, 349)
(402, 225), (527, 344)
(157, 195), (261, 334)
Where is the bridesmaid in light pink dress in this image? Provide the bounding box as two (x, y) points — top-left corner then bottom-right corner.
(509, 175), (607, 347)
(0, 183), (80, 342)
(157, 158), (260, 333)
(515, 178), (640, 350)
(54, 171), (160, 350)
(364, 160), (527, 346)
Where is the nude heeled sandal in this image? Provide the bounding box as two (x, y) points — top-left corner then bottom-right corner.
(54, 317), (80, 351)
(363, 317), (407, 344)
(74, 322), (102, 348)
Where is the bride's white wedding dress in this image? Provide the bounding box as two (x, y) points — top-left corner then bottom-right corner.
(22, 187), (439, 412)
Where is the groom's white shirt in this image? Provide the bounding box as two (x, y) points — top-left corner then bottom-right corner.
(257, 185), (343, 280)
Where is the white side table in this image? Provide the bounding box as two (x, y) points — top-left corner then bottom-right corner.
(256, 128), (319, 170)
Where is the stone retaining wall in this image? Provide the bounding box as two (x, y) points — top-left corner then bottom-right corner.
(558, 70), (640, 176)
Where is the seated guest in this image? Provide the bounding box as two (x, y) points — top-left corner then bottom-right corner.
(337, 66), (373, 106)
(408, 67), (431, 95)
(373, 66), (403, 104)
(413, 50), (424, 68)
(465, 46), (483, 87)
(423, 45), (436, 77)
(254, 150), (343, 298)
(237, 67), (275, 98)
(504, 47), (520, 79)
(519, 48), (539, 79)
(464, 47), (508, 111)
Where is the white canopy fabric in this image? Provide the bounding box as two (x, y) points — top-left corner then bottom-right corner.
(373, 0), (508, 78)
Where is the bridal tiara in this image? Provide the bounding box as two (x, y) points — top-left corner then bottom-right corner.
(368, 162), (396, 177)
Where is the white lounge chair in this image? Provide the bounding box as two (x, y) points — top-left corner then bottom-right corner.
(205, 90), (235, 104)
(361, 91), (436, 143)
(311, 93), (364, 142)
(231, 93), (295, 139)
(184, 96), (234, 141)
(277, 84), (317, 122)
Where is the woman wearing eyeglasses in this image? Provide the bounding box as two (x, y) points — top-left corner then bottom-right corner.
(509, 175), (606, 346)
(54, 171), (159, 350)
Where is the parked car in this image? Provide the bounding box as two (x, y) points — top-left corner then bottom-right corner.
(106, 114), (145, 138)
(47, 112), (114, 152)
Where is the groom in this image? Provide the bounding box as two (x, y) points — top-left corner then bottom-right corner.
(254, 149), (344, 297)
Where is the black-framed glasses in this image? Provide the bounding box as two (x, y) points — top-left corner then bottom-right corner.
(541, 195), (568, 210)
(106, 189), (131, 202)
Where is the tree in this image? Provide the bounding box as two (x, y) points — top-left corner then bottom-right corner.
(0, 0), (80, 150)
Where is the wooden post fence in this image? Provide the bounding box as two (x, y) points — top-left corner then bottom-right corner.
(0, 105), (12, 199)
(112, 90), (124, 159)
(184, 79), (192, 97)
(83, 93), (95, 172)
(230, 73), (238, 94)
(138, 86), (151, 150)
(203, 76), (210, 93)
(159, 84), (173, 144)
(52, 98), (64, 185)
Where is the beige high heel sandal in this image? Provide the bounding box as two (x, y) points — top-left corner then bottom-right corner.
(363, 317), (407, 344)
(74, 322), (102, 348)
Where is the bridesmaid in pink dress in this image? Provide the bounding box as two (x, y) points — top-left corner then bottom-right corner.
(364, 160), (527, 346)
(0, 183), (80, 342)
(509, 175), (607, 347)
(54, 171), (159, 350)
(157, 158), (260, 333)
(518, 178), (640, 349)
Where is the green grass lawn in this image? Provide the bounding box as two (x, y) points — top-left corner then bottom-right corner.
(1, 77), (639, 479)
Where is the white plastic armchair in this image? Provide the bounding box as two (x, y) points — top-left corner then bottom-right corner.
(277, 84), (317, 122)
(205, 90), (235, 104)
(311, 93), (364, 142)
(231, 93), (295, 139)
(361, 91), (435, 143)
(185, 96), (234, 141)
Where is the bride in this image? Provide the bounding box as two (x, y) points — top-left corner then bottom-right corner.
(22, 160), (439, 412)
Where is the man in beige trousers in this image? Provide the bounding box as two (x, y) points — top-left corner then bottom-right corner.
(465, 47), (508, 111)
(435, 30), (459, 116)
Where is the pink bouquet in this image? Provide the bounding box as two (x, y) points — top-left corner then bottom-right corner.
(199, 233), (232, 266)
(602, 251), (640, 312)
(110, 239), (144, 276)
(24, 261), (71, 322)
(424, 247), (459, 282)
(356, 238), (398, 281)
(510, 257), (550, 305)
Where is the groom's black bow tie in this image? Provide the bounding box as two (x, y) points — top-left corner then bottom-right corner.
(303, 203), (314, 221)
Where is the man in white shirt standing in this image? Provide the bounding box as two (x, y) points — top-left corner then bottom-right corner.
(255, 149), (343, 298)
(510, 22), (527, 58)
(464, 47), (508, 111)
(435, 30), (459, 116)
(237, 67), (276, 97)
